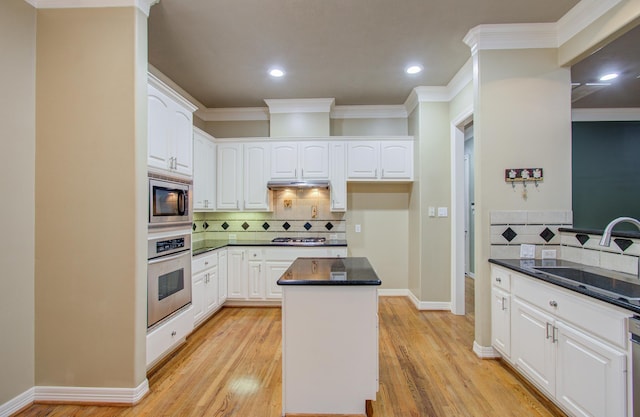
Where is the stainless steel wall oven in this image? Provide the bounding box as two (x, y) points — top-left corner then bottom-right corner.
(147, 231), (192, 328)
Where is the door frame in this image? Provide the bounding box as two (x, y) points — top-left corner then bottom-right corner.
(450, 106), (473, 315)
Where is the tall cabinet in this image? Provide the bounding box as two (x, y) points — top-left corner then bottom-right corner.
(147, 73), (197, 178)
(193, 127), (216, 210)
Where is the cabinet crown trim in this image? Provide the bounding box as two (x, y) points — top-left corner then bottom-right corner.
(25, 0), (159, 16)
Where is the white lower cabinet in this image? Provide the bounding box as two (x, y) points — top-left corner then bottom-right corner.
(493, 264), (631, 417)
(226, 246), (348, 303)
(192, 250), (222, 327)
(146, 305), (193, 369)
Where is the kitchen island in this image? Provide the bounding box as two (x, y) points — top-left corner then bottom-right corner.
(277, 257), (381, 416)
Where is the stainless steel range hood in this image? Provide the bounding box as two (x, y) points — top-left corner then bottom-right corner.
(267, 180), (330, 190)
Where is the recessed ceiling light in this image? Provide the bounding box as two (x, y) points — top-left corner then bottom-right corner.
(405, 65), (423, 75)
(599, 73), (618, 81)
(269, 68), (285, 78)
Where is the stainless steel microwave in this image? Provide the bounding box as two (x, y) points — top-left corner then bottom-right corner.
(149, 177), (192, 227)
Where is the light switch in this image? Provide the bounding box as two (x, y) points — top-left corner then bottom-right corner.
(355, 224), (361, 233)
(437, 207), (448, 217)
(428, 207), (436, 217)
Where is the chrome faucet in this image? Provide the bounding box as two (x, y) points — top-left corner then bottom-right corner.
(599, 217), (640, 277)
(599, 216), (640, 247)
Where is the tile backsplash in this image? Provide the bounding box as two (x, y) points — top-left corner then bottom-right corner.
(489, 210), (572, 259)
(193, 189), (346, 242)
(490, 209), (640, 275)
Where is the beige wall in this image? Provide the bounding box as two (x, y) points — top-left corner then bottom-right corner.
(407, 108), (421, 298)
(35, 7), (147, 388)
(204, 120), (270, 138)
(346, 184), (410, 290)
(473, 48), (572, 347)
(0, 0), (36, 404)
(270, 112), (330, 137)
(417, 102), (452, 302)
(331, 118), (408, 136)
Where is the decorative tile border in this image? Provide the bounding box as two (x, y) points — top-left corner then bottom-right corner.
(489, 210), (572, 260)
(559, 230), (640, 275)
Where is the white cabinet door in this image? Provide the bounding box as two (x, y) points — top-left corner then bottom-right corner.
(491, 286), (511, 357)
(218, 250), (227, 304)
(329, 142), (346, 212)
(193, 129), (216, 210)
(265, 261), (292, 299)
(217, 143), (243, 210)
(171, 107), (194, 176)
(191, 270), (206, 324)
(248, 260), (265, 299)
(271, 142), (298, 179)
(205, 266), (219, 313)
(244, 142), (271, 210)
(555, 322), (627, 417)
(227, 249), (247, 299)
(512, 298), (556, 396)
(347, 142), (379, 179)
(299, 142), (329, 179)
(147, 78), (195, 177)
(147, 83), (172, 171)
(380, 141), (413, 180)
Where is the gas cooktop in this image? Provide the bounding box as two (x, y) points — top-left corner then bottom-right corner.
(271, 237), (327, 246)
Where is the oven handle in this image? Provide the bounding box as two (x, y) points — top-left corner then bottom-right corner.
(178, 191), (186, 215)
(148, 250), (190, 265)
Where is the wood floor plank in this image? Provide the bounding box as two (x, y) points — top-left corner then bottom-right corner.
(14, 278), (567, 417)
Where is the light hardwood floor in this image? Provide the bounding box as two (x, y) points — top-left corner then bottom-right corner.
(15, 278), (566, 417)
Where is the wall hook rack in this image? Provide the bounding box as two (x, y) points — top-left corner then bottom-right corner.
(505, 168), (543, 199)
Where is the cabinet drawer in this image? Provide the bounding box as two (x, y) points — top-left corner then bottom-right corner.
(512, 274), (629, 348)
(146, 306), (194, 368)
(246, 248), (263, 260)
(491, 265), (511, 291)
(193, 252), (218, 273)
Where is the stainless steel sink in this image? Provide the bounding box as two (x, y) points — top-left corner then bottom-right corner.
(533, 266), (640, 301)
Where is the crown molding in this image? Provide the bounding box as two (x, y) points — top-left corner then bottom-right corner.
(556, 0), (622, 46)
(572, 108), (640, 121)
(148, 72), (198, 112)
(463, 23), (558, 54)
(332, 105), (407, 119)
(264, 98), (335, 114)
(24, 0), (159, 16)
(196, 107), (270, 122)
(447, 57), (473, 100)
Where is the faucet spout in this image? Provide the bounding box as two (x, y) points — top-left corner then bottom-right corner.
(599, 216), (640, 247)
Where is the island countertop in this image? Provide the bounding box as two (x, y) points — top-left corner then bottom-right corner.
(277, 257), (382, 286)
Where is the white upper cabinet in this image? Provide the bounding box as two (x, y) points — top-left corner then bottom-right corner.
(244, 142), (272, 211)
(347, 140), (413, 181)
(147, 74), (197, 177)
(329, 142), (347, 212)
(271, 141), (329, 180)
(216, 143), (243, 210)
(193, 128), (216, 210)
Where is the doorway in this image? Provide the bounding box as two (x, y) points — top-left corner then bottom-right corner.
(464, 123), (475, 278)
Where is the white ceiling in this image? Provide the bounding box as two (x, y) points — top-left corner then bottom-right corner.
(147, 0), (636, 109)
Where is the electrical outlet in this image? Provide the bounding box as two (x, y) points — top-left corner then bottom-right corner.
(355, 224), (361, 233)
(428, 207), (436, 217)
(542, 249), (557, 259)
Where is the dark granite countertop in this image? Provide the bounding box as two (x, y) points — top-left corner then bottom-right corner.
(277, 257), (382, 286)
(192, 239), (348, 257)
(490, 258), (640, 314)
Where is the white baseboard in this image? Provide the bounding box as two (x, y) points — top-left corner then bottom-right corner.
(0, 379), (149, 415)
(378, 289), (409, 297)
(35, 379), (149, 404)
(408, 291), (452, 311)
(0, 387), (34, 417)
(473, 341), (501, 359)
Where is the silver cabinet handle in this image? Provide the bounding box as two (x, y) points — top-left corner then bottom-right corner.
(546, 322), (553, 339)
(375, 168), (378, 177)
(496, 277), (502, 283)
(501, 297), (506, 311)
(171, 330), (177, 337)
(552, 326), (558, 343)
(382, 168), (385, 177)
(549, 300), (558, 307)
(236, 200), (239, 209)
(301, 168), (304, 177)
